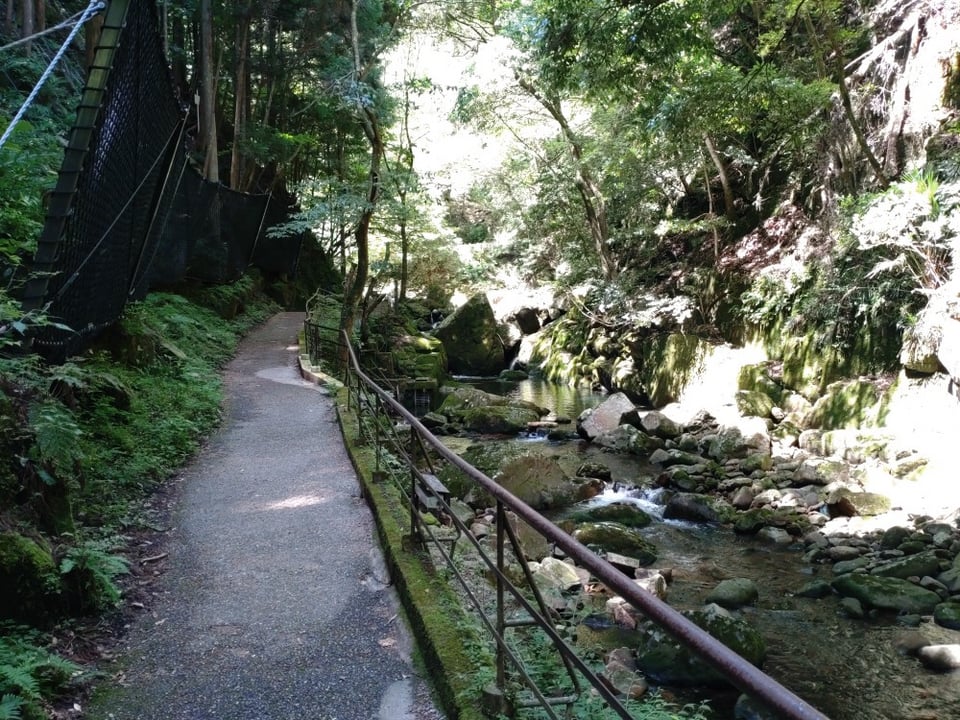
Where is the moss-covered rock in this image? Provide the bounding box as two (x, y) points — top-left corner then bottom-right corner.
(736, 390), (776, 419)
(633, 333), (714, 407)
(635, 604), (766, 687)
(831, 573), (941, 614)
(572, 522), (658, 564)
(568, 502), (653, 528)
(460, 405), (541, 434)
(432, 293), (505, 376)
(393, 333), (447, 383)
(738, 363), (784, 403)
(808, 378), (891, 430)
(0, 532), (63, 623)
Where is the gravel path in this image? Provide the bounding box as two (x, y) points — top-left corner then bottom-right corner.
(87, 312), (444, 720)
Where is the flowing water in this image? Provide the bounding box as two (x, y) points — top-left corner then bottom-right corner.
(452, 377), (960, 720)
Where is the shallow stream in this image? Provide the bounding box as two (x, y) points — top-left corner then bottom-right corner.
(452, 377), (960, 720)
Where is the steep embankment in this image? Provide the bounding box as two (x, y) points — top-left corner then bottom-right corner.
(484, 0), (960, 521)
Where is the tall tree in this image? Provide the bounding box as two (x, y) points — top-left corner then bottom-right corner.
(199, 0), (219, 182)
(336, 0), (391, 364)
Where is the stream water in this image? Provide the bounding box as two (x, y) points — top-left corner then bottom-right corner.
(452, 377), (960, 720)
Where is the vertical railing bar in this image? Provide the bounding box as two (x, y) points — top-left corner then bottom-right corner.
(500, 503), (583, 698)
(496, 501), (507, 695)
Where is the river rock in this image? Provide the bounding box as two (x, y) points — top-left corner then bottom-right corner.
(530, 557), (582, 593)
(707, 420), (770, 460)
(870, 550), (942, 580)
(460, 404), (543, 434)
(569, 502), (653, 528)
(639, 411), (683, 439)
(838, 597), (866, 619)
(824, 488), (892, 517)
(635, 603), (766, 687)
(831, 573), (942, 614)
(706, 578), (759, 609)
(795, 580), (833, 599)
(880, 525), (913, 549)
(572, 522), (657, 565)
(663, 493), (727, 523)
(735, 389), (776, 419)
(937, 567), (960, 593)
(832, 557), (870, 575)
(731, 486), (758, 509)
(602, 659), (649, 700)
(917, 644), (960, 672)
(649, 448), (705, 467)
(756, 527), (793, 545)
(933, 601), (960, 630)
(490, 452), (582, 511)
(577, 463), (612, 481)
(577, 392), (637, 441)
(594, 424), (663, 454)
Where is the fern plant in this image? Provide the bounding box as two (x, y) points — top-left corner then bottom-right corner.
(0, 626), (82, 720)
(59, 538), (130, 612)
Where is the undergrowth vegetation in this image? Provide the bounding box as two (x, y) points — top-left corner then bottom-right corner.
(0, 282), (278, 714)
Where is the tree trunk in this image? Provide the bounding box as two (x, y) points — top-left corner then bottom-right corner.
(33, 0), (42, 33)
(703, 134), (735, 222)
(5, 0), (14, 39)
(170, 10), (187, 96)
(517, 76), (617, 281)
(21, 0), (33, 52)
(200, 0), (219, 183)
(337, 0), (384, 369)
(229, 1), (252, 191)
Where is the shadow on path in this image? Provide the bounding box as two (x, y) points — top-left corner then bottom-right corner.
(87, 313), (443, 720)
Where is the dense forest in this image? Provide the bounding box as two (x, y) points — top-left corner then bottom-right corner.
(1, 0), (959, 717)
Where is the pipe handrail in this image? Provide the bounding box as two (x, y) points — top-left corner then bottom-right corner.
(340, 331), (830, 720)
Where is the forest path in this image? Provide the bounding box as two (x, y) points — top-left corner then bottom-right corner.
(86, 312), (442, 720)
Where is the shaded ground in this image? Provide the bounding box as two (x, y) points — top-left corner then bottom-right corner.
(85, 312), (443, 720)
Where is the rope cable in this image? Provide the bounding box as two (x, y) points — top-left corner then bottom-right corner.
(0, 0), (106, 151)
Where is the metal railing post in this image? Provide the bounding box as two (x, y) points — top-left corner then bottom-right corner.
(496, 500), (507, 695)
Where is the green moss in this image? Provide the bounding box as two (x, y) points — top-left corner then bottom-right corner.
(637, 333), (711, 407)
(334, 388), (486, 720)
(808, 378), (891, 430)
(0, 533), (62, 623)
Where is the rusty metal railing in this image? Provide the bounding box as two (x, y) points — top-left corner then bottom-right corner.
(340, 331), (830, 720)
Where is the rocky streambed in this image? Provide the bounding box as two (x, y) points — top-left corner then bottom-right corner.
(423, 380), (960, 720)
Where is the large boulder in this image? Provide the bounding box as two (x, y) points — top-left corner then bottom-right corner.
(433, 293), (505, 375)
(577, 392), (637, 441)
(635, 604), (766, 687)
(493, 452), (587, 511)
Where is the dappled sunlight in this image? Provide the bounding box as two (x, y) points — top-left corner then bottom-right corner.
(262, 493), (329, 511)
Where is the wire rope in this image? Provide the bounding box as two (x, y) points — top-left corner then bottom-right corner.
(0, 0), (106, 151)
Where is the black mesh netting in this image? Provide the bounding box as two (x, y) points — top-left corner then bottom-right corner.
(31, 0), (181, 359)
(26, 0), (300, 360)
